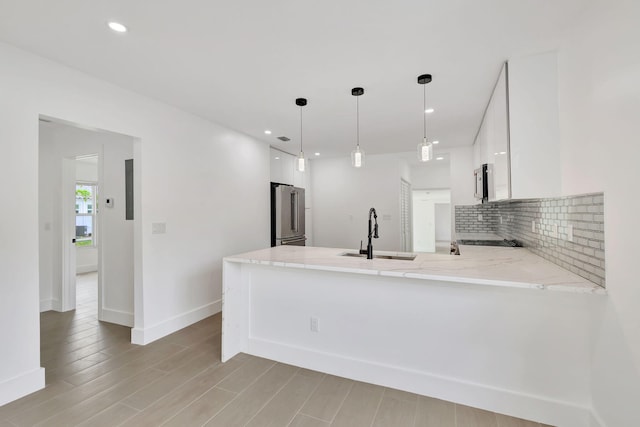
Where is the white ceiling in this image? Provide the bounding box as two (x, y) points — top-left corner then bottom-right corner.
(0, 0), (587, 158)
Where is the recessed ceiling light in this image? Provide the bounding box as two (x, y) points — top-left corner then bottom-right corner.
(264, 130), (272, 135)
(425, 108), (435, 114)
(274, 156), (280, 160)
(108, 22), (128, 33)
(499, 151), (506, 155)
(314, 152), (320, 156)
(432, 140), (439, 144)
(436, 156), (444, 160)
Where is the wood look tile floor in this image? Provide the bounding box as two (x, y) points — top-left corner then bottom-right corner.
(0, 273), (554, 427)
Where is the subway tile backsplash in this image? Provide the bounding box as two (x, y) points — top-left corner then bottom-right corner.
(455, 192), (605, 287)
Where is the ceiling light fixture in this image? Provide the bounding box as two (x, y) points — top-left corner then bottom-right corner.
(436, 157), (444, 160)
(264, 130), (272, 135)
(351, 87), (365, 168)
(433, 140), (440, 144)
(417, 74), (434, 162)
(107, 22), (127, 33)
(315, 152), (320, 156)
(425, 108), (435, 114)
(296, 98), (307, 172)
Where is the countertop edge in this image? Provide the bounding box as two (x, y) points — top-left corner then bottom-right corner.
(223, 253), (607, 296)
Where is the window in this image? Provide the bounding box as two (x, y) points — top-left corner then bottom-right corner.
(75, 183), (97, 247)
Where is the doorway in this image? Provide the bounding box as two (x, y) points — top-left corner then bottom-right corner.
(38, 118), (135, 327)
(412, 189), (451, 253)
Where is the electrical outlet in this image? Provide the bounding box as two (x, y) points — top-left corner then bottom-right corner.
(568, 224), (574, 242)
(478, 214), (483, 221)
(310, 317), (319, 332)
(531, 221), (536, 233)
(152, 222), (166, 234)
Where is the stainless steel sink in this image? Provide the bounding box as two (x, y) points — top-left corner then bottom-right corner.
(340, 252), (416, 261)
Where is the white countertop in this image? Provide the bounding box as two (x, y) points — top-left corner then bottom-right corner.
(455, 232), (503, 241)
(224, 245), (606, 295)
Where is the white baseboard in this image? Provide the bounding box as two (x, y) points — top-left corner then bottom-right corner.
(247, 338), (593, 427)
(76, 264), (98, 274)
(39, 299), (61, 312)
(131, 300), (221, 345)
(40, 299), (52, 312)
(100, 307), (134, 327)
(0, 367), (45, 406)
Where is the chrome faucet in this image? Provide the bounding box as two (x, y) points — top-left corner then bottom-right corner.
(359, 207), (379, 259)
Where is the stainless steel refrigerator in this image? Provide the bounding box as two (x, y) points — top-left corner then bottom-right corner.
(271, 183), (306, 246)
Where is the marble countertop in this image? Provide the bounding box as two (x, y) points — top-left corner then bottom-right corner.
(224, 245), (606, 295)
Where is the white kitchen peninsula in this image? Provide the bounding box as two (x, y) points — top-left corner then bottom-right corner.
(222, 245), (605, 427)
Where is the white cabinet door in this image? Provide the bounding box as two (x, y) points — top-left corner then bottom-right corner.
(508, 52), (561, 199)
(489, 65), (510, 201)
(270, 148), (284, 184)
(270, 148), (295, 185)
(473, 63), (510, 202)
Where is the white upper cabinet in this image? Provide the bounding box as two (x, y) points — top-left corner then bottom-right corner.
(473, 63), (510, 202)
(508, 51), (561, 199)
(270, 147), (308, 189)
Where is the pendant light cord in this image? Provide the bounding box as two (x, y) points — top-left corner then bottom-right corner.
(423, 83), (427, 140)
(299, 106), (303, 153)
(356, 95), (360, 149)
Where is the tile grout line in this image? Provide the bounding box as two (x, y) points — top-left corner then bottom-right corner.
(285, 372), (327, 426)
(241, 365), (301, 426)
(327, 380), (355, 425)
(368, 387), (385, 427)
(154, 361), (248, 427)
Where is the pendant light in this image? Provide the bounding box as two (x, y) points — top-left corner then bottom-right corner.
(296, 98), (307, 172)
(351, 87), (365, 168)
(417, 74), (433, 162)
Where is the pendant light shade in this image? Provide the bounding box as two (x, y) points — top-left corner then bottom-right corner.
(351, 87), (365, 168)
(296, 98), (307, 172)
(417, 74), (433, 162)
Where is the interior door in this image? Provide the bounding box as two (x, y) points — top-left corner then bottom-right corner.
(61, 158), (76, 311)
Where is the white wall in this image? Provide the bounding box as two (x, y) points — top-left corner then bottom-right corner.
(0, 41), (269, 405)
(555, 1), (640, 425)
(311, 153), (406, 251)
(411, 160), (450, 189)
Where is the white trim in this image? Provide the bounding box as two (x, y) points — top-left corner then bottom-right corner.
(101, 307), (134, 327)
(0, 368), (45, 406)
(131, 300), (221, 345)
(39, 299), (52, 312)
(61, 158), (76, 312)
(40, 298), (62, 312)
(76, 264), (98, 274)
(247, 338), (593, 427)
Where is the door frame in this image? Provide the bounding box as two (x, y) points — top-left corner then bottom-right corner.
(61, 157), (77, 311)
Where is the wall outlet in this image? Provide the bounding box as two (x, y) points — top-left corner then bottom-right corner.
(310, 317), (319, 332)
(567, 224), (574, 242)
(478, 214), (483, 221)
(531, 221), (536, 233)
(152, 222), (166, 234)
